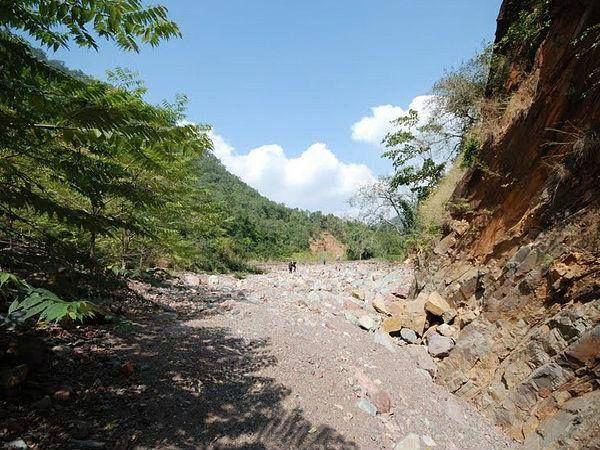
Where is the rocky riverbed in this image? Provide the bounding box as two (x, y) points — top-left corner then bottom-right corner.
(1, 261), (518, 449)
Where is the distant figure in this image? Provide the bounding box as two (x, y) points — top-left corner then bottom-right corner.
(288, 261), (297, 273)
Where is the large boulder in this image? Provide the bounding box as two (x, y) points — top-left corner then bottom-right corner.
(372, 296), (389, 315)
(427, 333), (454, 357)
(424, 291), (452, 316)
(380, 294), (427, 335)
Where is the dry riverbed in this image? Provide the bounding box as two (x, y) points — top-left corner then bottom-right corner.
(1, 262), (518, 449)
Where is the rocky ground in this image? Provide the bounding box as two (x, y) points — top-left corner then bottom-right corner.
(1, 262), (518, 449)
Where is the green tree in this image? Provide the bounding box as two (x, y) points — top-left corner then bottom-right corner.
(1, 0), (181, 51)
(382, 110), (447, 200)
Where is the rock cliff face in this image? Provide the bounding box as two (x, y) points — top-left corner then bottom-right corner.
(411, 1), (600, 447)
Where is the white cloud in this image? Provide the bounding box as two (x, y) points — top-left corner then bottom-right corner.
(209, 132), (375, 215)
(351, 95), (437, 146)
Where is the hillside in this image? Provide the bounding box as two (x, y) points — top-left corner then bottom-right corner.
(406, 0), (600, 447)
(195, 152), (356, 262)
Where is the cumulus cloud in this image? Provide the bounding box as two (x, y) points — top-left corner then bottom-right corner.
(351, 95), (437, 146)
(209, 132), (375, 215)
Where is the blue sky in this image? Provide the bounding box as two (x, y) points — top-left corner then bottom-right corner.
(51, 0), (502, 214)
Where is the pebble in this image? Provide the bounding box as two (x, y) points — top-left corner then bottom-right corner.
(4, 439), (28, 449)
(356, 397), (378, 416)
(394, 433), (421, 450)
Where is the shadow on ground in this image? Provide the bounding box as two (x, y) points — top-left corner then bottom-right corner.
(1, 282), (358, 450)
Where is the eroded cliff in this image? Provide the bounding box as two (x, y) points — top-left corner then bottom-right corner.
(412, 1), (600, 447)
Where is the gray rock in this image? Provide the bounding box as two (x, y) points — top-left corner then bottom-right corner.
(4, 440), (28, 449)
(207, 275), (219, 287)
(427, 334), (454, 357)
(358, 315), (377, 331)
(373, 331), (397, 353)
(344, 312), (360, 327)
(394, 432), (421, 450)
(400, 328), (418, 344)
(356, 397), (377, 416)
(442, 308), (457, 324)
(405, 344), (437, 378)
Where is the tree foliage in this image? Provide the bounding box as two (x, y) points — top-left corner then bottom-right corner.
(352, 46), (493, 258)
(1, 0), (181, 51)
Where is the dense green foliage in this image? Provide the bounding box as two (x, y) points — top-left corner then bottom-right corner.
(0, 0), (378, 288)
(1, 271), (99, 324)
(195, 153), (368, 262)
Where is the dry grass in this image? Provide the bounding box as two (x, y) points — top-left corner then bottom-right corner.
(475, 69), (539, 144)
(418, 154), (467, 228)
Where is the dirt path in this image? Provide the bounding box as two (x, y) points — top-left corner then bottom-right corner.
(1, 262), (517, 449)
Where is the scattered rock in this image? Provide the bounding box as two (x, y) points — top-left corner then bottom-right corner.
(424, 291), (451, 317)
(351, 290), (366, 301)
(358, 315), (377, 331)
(426, 334), (454, 357)
(433, 233), (457, 255)
(448, 219), (469, 236)
(381, 315), (404, 333)
(207, 275), (220, 287)
(356, 397), (377, 416)
(457, 268), (479, 299)
(4, 439), (28, 449)
(455, 310), (478, 329)
(400, 328), (418, 344)
(344, 312), (360, 327)
(372, 296), (389, 315)
(53, 387), (73, 402)
(373, 331), (397, 353)
(442, 308), (457, 324)
(381, 294), (427, 335)
(394, 432), (421, 450)
(437, 323), (458, 339)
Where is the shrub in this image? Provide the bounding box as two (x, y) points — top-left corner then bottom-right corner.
(1, 272), (99, 324)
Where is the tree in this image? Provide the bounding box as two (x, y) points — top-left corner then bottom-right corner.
(431, 45), (492, 137)
(382, 46), (492, 199)
(349, 176), (417, 233)
(0, 1), (215, 267)
(382, 110), (448, 200)
(1, 0), (181, 51)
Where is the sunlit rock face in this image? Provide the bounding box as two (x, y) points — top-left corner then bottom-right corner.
(407, 0), (600, 447)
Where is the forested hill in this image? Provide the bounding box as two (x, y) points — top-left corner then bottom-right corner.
(33, 48), (357, 267)
(195, 152), (354, 263)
